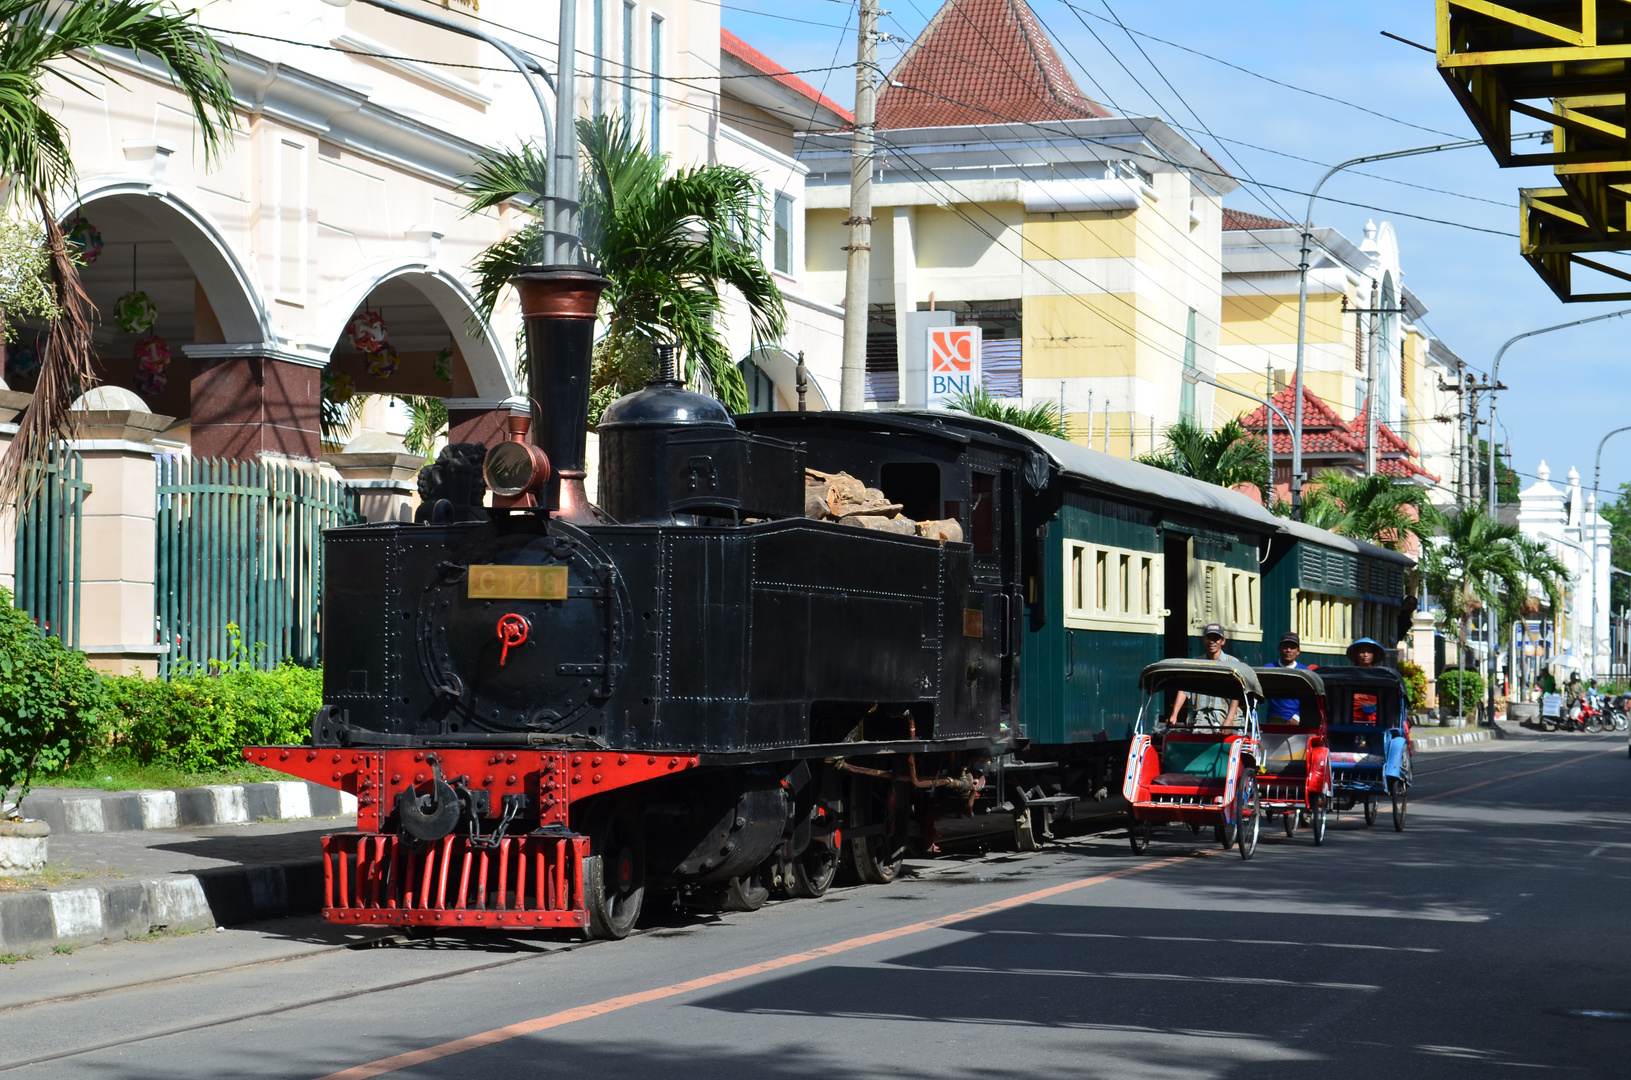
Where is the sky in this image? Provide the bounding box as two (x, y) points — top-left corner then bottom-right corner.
(719, 0), (1630, 504)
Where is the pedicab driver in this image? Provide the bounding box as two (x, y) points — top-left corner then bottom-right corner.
(1168, 623), (1254, 729)
(1265, 632), (1310, 722)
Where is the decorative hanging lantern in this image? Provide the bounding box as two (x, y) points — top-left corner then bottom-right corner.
(365, 342), (400, 380)
(433, 345), (454, 383)
(113, 291), (158, 335)
(347, 309), (389, 355)
(322, 369), (357, 403)
(133, 333), (171, 396)
(5, 338), (40, 383)
(65, 215), (102, 264)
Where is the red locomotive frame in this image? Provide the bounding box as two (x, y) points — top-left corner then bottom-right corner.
(243, 745), (699, 929)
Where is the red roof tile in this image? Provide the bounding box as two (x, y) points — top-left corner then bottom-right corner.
(722, 29), (855, 126)
(1222, 208), (1296, 232)
(875, 0), (1111, 129)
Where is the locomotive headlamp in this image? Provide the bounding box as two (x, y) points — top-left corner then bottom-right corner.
(484, 415), (551, 506)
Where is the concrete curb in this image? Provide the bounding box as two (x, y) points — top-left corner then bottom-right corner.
(0, 859), (322, 956)
(1411, 728), (1494, 752)
(19, 782), (358, 835)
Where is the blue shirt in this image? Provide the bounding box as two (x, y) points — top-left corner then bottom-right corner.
(1266, 659), (1309, 721)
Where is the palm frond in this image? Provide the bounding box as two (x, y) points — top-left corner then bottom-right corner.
(944, 385), (1070, 439)
(399, 396), (448, 457)
(461, 141), (550, 214)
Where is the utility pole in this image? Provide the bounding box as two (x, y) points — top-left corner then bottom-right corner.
(839, 0), (880, 412)
(1345, 290), (1406, 475)
(1438, 362), (1470, 508)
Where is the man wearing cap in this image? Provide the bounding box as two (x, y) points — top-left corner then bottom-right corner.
(1168, 623), (1253, 729)
(1265, 632), (1310, 722)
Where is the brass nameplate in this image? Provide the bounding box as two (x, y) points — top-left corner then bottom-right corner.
(963, 608), (984, 638)
(468, 564), (568, 600)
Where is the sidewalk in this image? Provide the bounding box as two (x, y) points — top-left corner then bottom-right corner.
(0, 811), (348, 958)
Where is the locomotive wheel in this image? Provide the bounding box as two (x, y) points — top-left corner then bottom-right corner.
(1013, 807), (1038, 852)
(1390, 780), (1409, 832)
(1311, 797), (1328, 846)
(1236, 778), (1260, 861)
(720, 870), (771, 912)
(1127, 811), (1150, 855)
(849, 775), (907, 884)
(787, 840), (840, 899)
(585, 808), (645, 940)
(1363, 797), (1378, 827)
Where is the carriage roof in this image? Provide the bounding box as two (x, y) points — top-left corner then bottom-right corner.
(1139, 659), (1264, 699)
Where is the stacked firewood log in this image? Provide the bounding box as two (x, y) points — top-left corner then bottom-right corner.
(803, 469), (963, 542)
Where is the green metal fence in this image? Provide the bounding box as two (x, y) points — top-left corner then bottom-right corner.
(12, 443), (89, 647)
(155, 456), (362, 676)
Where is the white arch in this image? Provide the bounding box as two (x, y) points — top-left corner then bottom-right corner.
(61, 177), (273, 344)
(318, 260), (514, 400)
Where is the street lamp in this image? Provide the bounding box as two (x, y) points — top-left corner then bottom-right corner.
(1480, 309), (1631, 718)
(1289, 133), (1547, 519)
(1183, 367), (1292, 502)
(1594, 424), (1631, 502)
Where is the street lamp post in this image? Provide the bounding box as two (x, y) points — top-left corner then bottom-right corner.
(1184, 367), (1293, 502)
(1480, 310), (1631, 719)
(1291, 138), (1486, 520)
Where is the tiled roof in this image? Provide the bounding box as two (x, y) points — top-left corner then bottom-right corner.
(875, 0), (1111, 129)
(1240, 384), (1356, 438)
(1350, 406), (1441, 482)
(721, 29), (855, 125)
(1222, 208), (1297, 232)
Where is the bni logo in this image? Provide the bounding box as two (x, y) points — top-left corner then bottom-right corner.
(927, 326), (981, 401)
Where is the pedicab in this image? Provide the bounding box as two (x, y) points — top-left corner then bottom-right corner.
(1320, 667), (1412, 831)
(1122, 659), (1264, 860)
(1252, 667), (1331, 845)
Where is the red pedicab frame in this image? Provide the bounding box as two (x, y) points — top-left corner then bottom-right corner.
(1122, 659), (1265, 860)
(1252, 667), (1332, 845)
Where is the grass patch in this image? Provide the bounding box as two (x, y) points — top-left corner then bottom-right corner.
(0, 864), (90, 893)
(51, 943), (75, 955)
(0, 951), (34, 965)
(36, 755), (288, 793)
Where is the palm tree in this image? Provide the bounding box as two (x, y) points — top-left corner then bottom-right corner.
(1420, 508), (1524, 717)
(1136, 417), (1268, 493)
(1507, 535), (1570, 623)
(0, 0), (235, 506)
(1300, 470), (1441, 551)
(943, 385), (1070, 439)
(464, 115), (785, 415)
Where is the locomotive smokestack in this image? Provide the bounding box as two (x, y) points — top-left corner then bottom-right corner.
(511, 267), (609, 521)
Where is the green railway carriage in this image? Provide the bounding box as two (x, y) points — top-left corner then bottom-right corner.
(1259, 520), (1415, 671)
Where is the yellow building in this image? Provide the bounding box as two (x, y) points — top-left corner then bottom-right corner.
(794, 0), (1238, 456)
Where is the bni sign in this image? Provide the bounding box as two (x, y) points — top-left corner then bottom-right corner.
(927, 325), (981, 407)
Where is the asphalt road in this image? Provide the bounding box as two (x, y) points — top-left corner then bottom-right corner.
(3, 731), (1628, 1079)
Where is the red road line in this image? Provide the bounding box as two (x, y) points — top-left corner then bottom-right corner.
(1412, 748), (1619, 804)
(315, 853), (1193, 1080)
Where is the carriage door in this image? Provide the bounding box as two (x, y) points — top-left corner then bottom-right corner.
(968, 460), (1019, 720)
(1162, 532), (1190, 659)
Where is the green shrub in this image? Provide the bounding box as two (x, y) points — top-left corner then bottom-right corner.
(101, 625), (319, 772)
(1437, 669), (1486, 717)
(0, 588), (106, 815)
(1396, 660), (1429, 711)
(104, 664), (318, 772)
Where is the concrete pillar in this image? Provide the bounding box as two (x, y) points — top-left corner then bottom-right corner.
(891, 205), (917, 405)
(72, 408), (174, 677)
(1410, 609), (1438, 707)
(185, 346), (321, 462)
(0, 388), (29, 595)
(324, 450), (426, 523)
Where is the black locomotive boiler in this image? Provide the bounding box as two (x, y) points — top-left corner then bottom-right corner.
(249, 269), (1014, 938)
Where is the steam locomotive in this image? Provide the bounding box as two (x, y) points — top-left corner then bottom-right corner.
(248, 267), (1413, 938)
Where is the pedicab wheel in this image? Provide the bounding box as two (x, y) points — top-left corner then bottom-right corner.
(1127, 811), (1151, 855)
(1188, 822), (1202, 835)
(1311, 796), (1328, 846)
(1363, 797), (1378, 827)
(1390, 779), (1408, 832)
(1215, 821), (1236, 848)
(1282, 811), (1297, 838)
(1237, 778), (1260, 861)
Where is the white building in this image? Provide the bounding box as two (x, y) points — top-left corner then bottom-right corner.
(1517, 461), (1613, 677)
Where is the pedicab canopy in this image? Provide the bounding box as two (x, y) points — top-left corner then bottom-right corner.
(1318, 667), (1410, 726)
(1255, 667), (1327, 727)
(1138, 659), (1263, 701)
